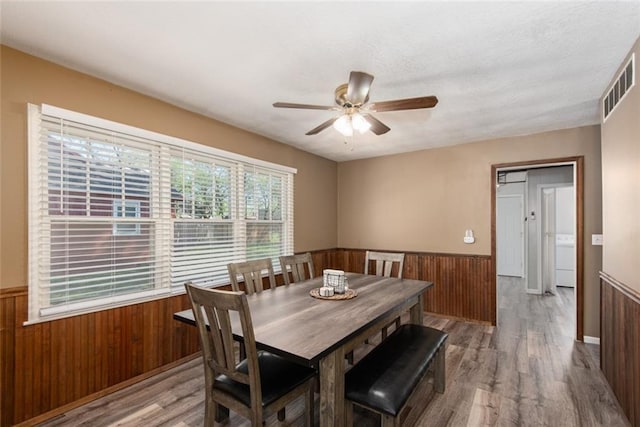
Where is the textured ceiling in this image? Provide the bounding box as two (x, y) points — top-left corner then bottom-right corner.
(2, 1), (639, 161)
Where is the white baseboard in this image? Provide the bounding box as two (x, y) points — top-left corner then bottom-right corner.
(584, 336), (600, 345)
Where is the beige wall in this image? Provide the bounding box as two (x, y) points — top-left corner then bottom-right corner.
(601, 36), (640, 294)
(0, 46), (337, 289)
(338, 126), (603, 337)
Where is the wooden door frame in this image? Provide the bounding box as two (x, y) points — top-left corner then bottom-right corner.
(491, 156), (584, 341)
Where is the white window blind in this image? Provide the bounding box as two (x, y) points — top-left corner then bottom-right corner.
(28, 104), (295, 323)
(170, 148), (237, 288)
(243, 167), (293, 267)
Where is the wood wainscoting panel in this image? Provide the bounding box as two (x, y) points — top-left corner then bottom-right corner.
(336, 249), (493, 323)
(309, 248), (341, 275)
(1, 288), (22, 426)
(600, 272), (640, 426)
(0, 288), (200, 426)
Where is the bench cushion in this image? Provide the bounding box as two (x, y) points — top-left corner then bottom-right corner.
(345, 324), (448, 417)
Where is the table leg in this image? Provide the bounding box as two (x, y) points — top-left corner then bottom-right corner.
(409, 294), (424, 325)
(319, 346), (345, 427)
(214, 403), (229, 422)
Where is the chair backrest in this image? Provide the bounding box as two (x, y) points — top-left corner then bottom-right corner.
(279, 252), (315, 285)
(227, 258), (277, 295)
(184, 283), (262, 408)
(364, 250), (405, 278)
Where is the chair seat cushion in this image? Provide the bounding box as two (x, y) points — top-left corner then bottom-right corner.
(214, 351), (316, 408)
(345, 324), (448, 416)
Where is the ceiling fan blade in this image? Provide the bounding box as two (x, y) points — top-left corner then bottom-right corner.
(370, 96), (438, 112)
(306, 117), (338, 135)
(346, 71), (374, 106)
(273, 102), (335, 110)
(362, 114), (391, 135)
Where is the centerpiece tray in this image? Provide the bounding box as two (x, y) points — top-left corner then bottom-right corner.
(309, 288), (358, 300)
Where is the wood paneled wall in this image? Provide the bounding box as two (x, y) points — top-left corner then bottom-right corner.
(334, 249), (494, 323)
(600, 272), (640, 426)
(0, 288), (200, 426)
(1, 248), (490, 426)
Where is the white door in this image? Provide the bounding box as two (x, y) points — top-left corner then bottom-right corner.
(497, 195), (524, 277)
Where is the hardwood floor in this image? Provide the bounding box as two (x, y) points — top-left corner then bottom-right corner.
(37, 277), (629, 427)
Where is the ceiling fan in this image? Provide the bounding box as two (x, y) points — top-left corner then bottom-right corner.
(273, 71), (438, 136)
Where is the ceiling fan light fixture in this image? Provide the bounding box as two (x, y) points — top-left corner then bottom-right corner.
(273, 70), (438, 137)
(333, 115), (353, 136)
(352, 113), (371, 134)
(333, 113), (370, 136)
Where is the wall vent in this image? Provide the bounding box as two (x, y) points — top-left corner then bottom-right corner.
(603, 53), (635, 121)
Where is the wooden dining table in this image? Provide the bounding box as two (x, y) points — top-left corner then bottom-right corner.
(173, 272), (433, 427)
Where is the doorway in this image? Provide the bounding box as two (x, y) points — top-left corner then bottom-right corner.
(491, 157), (584, 341)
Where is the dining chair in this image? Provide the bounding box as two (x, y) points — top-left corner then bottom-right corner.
(227, 258), (278, 362)
(279, 252), (315, 285)
(347, 250), (407, 365)
(364, 250), (405, 279)
(365, 250), (406, 339)
(184, 282), (315, 426)
(227, 258), (277, 295)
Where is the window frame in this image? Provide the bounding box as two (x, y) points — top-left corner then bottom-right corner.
(27, 103), (296, 324)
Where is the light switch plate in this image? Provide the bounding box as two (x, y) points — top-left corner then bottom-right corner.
(592, 234), (603, 246)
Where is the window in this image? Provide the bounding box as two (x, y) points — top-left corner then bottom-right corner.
(28, 104), (295, 323)
(244, 169), (287, 261)
(170, 152), (236, 287)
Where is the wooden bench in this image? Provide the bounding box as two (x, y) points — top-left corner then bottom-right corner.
(344, 324), (448, 427)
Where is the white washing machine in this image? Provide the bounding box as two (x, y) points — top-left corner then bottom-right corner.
(555, 233), (575, 287)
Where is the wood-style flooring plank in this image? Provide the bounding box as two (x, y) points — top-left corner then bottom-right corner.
(36, 277), (630, 427)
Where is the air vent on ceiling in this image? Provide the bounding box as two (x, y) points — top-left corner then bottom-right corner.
(603, 53), (634, 121)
